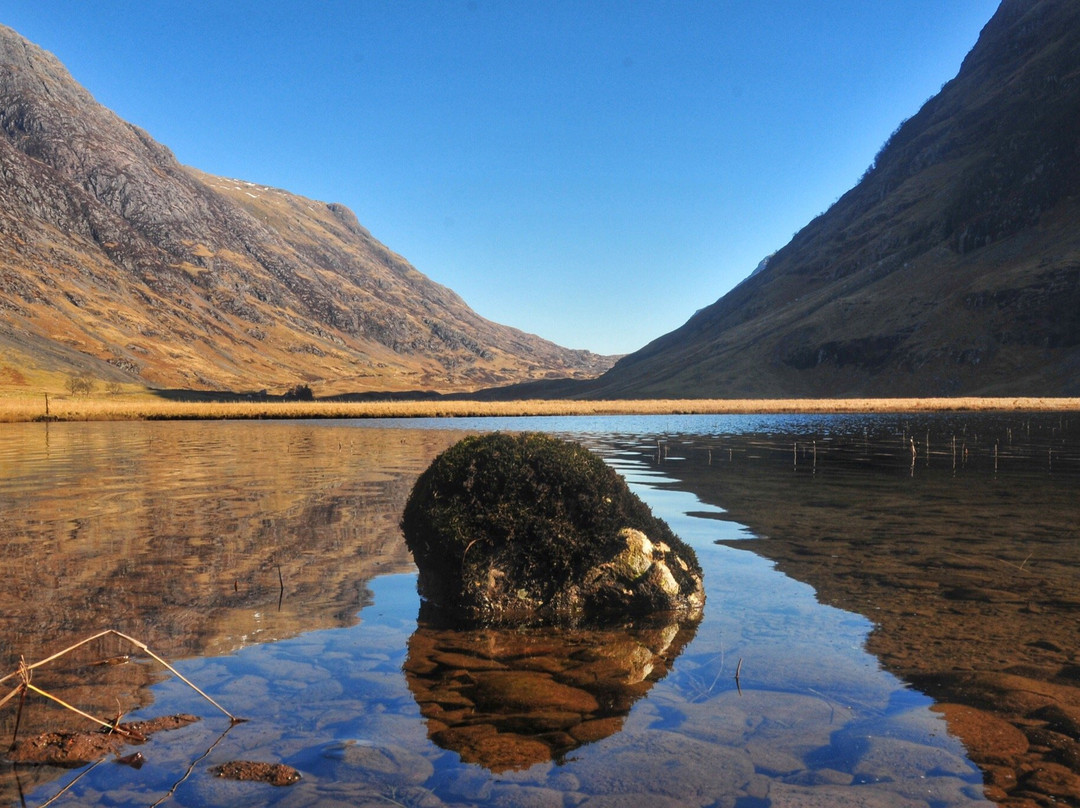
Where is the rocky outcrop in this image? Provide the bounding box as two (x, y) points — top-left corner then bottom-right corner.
(400, 433), (704, 624)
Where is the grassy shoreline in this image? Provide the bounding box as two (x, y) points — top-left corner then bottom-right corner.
(2, 394), (1079, 423)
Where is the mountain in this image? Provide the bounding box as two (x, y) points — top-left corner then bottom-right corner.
(0, 25), (612, 395)
(573, 0), (1080, 399)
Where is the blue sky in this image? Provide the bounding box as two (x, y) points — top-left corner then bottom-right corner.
(3, 1), (1000, 355)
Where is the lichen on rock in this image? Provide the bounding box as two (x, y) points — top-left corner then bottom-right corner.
(400, 432), (704, 624)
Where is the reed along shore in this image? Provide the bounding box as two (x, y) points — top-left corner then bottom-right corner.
(2, 395), (1079, 423)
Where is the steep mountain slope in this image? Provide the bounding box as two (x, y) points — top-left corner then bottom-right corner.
(578, 0), (1080, 398)
(0, 25), (611, 395)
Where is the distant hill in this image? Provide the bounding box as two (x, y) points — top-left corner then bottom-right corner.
(568, 0), (1080, 399)
(0, 25), (612, 395)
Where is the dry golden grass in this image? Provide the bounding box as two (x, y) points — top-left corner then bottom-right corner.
(1, 393), (1078, 423)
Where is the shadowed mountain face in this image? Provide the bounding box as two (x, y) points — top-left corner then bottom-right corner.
(0, 25), (611, 394)
(575, 0), (1080, 399)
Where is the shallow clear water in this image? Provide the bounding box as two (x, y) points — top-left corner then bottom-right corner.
(2, 414), (1076, 807)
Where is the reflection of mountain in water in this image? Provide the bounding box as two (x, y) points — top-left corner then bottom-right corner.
(0, 422), (465, 806)
(0, 422), (467, 669)
(404, 617), (698, 772)
(639, 415), (1080, 807)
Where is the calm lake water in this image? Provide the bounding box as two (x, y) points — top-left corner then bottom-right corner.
(2, 414), (1078, 807)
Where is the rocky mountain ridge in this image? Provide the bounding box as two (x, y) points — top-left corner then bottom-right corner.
(566, 0), (1080, 398)
(0, 24), (612, 395)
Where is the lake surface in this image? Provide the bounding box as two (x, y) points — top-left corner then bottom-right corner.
(1, 414), (1078, 807)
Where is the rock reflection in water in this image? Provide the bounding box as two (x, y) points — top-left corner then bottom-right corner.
(404, 616), (698, 772)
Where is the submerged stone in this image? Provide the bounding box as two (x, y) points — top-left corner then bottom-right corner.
(400, 432), (704, 625)
(211, 761), (301, 786)
(5, 714), (200, 768)
(321, 739), (435, 786)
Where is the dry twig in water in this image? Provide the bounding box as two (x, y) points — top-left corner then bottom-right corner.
(1, 629), (241, 752)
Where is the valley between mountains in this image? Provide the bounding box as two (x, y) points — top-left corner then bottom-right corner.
(2, 0), (1079, 401)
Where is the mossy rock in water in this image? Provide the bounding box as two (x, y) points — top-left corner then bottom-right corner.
(401, 432), (704, 624)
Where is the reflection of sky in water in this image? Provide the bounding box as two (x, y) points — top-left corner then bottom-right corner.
(343, 412), (865, 441)
(617, 457), (909, 709)
(339, 411), (968, 440)
(16, 419), (993, 807)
